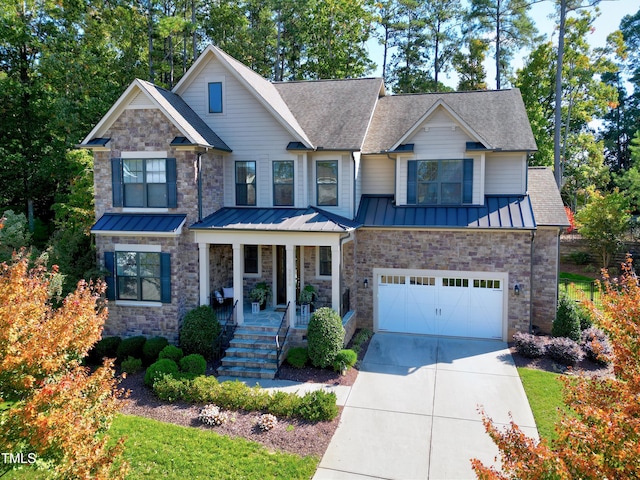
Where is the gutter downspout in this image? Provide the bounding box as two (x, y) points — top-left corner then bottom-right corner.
(197, 152), (203, 221)
(529, 229), (536, 334)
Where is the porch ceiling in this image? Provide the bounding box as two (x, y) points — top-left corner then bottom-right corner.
(190, 206), (361, 233)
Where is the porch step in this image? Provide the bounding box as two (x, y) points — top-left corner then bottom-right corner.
(218, 325), (284, 380)
(217, 365), (277, 380)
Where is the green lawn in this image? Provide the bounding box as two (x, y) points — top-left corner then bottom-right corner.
(517, 367), (572, 442)
(2, 414), (318, 479)
(559, 271), (601, 306)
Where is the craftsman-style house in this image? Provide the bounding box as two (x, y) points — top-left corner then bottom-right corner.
(81, 45), (568, 377)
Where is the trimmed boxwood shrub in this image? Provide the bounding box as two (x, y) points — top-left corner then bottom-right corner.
(546, 336), (585, 366)
(179, 306), (220, 359)
(552, 295), (581, 341)
(179, 354), (207, 375)
(88, 336), (121, 364)
(121, 356), (143, 374)
(512, 332), (546, 358)
(144, 359), (179, 387)
(159, 345), (184, 363)
(116, 336), (147, 363)
(286, 347), (308, 368)
(307, 307), (345, 368)
(332, 349), (358, 372)
(142, 336), (169, 366)
(298, 390), (339, 421)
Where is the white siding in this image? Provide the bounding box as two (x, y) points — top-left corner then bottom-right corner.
(307, 153), (353, 219)
(484, 154), (526, 195)
(361, 155), (395, 195)
(127, 91), (155, 109)
(180, 58), (300, 207)
(409, 108), (474, 159)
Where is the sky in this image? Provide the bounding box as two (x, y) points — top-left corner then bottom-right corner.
(365, 0), (640, 89)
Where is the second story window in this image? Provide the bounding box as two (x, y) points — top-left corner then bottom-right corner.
(407, 159), (473, 205)
(236, 161), (256, 206)
(111, 157), (177, 208)
(316, 160), (338, 206)
(208, 82), (223, 113)
(273, 161), (294, 206)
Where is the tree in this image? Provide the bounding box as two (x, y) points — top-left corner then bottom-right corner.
(454, 37), (489, 91)
(472, 256), (640, 479)
(614, 130), (640, 213)
(423, 0), (462, 91)
(575, 188), (630, 269)
(466, 0), (539, 89)
(0, 253), (127, 479)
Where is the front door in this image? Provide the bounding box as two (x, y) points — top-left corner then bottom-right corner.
(276, 246), (286, 305)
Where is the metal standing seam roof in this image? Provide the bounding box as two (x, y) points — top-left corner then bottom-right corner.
(356, 195), (536, 229)
(191, 207), (361, 233)
(91, 213), (187, 234)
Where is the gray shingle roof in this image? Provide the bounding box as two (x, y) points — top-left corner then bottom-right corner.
(275, 78), (384, 151)
(527, 167), (570, 227)
(91, 213), (187, 234)
(191, 207), (361, 233)
(356, 195), (536, 229)
(362, 89), (537, 154)
(138, 80), (231, 152)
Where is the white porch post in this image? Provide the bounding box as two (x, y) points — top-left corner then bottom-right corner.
(286, 243), (296, 327)
(232, 243), (244, 325)
(331, 243), (340, 313)
(198, 243), (210, 306)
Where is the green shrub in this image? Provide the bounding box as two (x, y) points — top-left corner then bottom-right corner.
(513, 332), (546, 358)
(286, 347), (308, 368)
(179, 306), (220, 359)
(159, 345), (184, 363)
(116, 336), (147, 363)
(144, 359), (179, 387)
(179, 354), (207, 375)
(153, 374), (191, 402)
(121, 356), (143, 374)
(185, 375), (220, 403)
(298, 390), (339, 421)
(351, 328), (373, 354)
(552, 295), (582, 341)
(142, 336), (169, 366)
(569, 251), (591, 265)
(577, 304), (594, 331)
(214, 380), (254, 410)
(88, 336), (121, 364)
(268, 391), (302, 418)
(307, 307), (345, 368)
(332, 349), (358, 372)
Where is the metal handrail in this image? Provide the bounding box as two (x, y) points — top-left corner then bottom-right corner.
(275, 301), (290, 374)
(214, 300), (238, 360)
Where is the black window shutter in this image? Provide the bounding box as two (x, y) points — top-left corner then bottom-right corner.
(104, 252), (116, 300)
(111, 158), (123, 207)
(160, 253), (171, 303)
(166, 158), (177, 208)
(463, 158), (473, 204)
(407, 160), (417, 204)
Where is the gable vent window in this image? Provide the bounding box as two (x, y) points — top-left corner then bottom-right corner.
(208, 82), (223, 113)
(111, 158), (177, 208)
(407, 159), (473, 205)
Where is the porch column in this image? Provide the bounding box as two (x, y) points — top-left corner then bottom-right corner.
(331, 243), (340, 313)
(198, 243), (210, 306)
(232, 243), (244, 325)
(286, 243), (296, 327)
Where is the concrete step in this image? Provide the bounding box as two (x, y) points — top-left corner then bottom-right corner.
(233, 328), (279, 342)
(216, 365), (277, 380)
(230, 337), (277, 349)
(221, 356), (278, 370)
(225, 347), (278, 360)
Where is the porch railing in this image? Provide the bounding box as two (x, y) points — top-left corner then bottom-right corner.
(213, 300), (238, 361)
(275, 301), (290, 375)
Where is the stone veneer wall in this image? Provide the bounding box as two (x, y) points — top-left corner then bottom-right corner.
(354, 229), (534, 340)
(531, 227), (561, 333)
(93, 108), (225, 342)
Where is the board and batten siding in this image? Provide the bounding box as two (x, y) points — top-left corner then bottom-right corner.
(484, 154), (527, 195)
(361, 155), (395, 195)
(306, 152), (354, 219)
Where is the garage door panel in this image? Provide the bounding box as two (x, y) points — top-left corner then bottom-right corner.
(438, 278), (470, 337)
(378, 275), (408, 332)
(406, 280), (437, 334)
(469, 280), (503, 339)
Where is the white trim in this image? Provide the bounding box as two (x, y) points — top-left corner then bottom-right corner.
(93, 230), (182, 237)
(115, 300), (163, 308)
(122, 151), (168, 159)
(316, 245), (332, 280)
(115, 243), (162, 252)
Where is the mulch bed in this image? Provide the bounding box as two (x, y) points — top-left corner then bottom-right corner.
(119, 331), (372, 458)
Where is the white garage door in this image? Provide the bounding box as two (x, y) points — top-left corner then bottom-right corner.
(377, 271), (504, 339)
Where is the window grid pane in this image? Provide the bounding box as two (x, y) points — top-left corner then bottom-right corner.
(316, 161), (338, 206)
(412, 159), (468, 205)
(273, 161), (294, 206)
(319, 246), (331, 276)
(115, 252), (162, 301)
(236, 162), (256, 206)
(122, 159), (168, 207)
(244, 245), (259, 274)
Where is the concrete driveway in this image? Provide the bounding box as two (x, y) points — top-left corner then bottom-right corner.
(314, 333), (538, 480)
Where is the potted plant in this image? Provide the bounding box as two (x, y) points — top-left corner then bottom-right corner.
(249, 282), (272, 310)
(298, 285), (317, 317)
